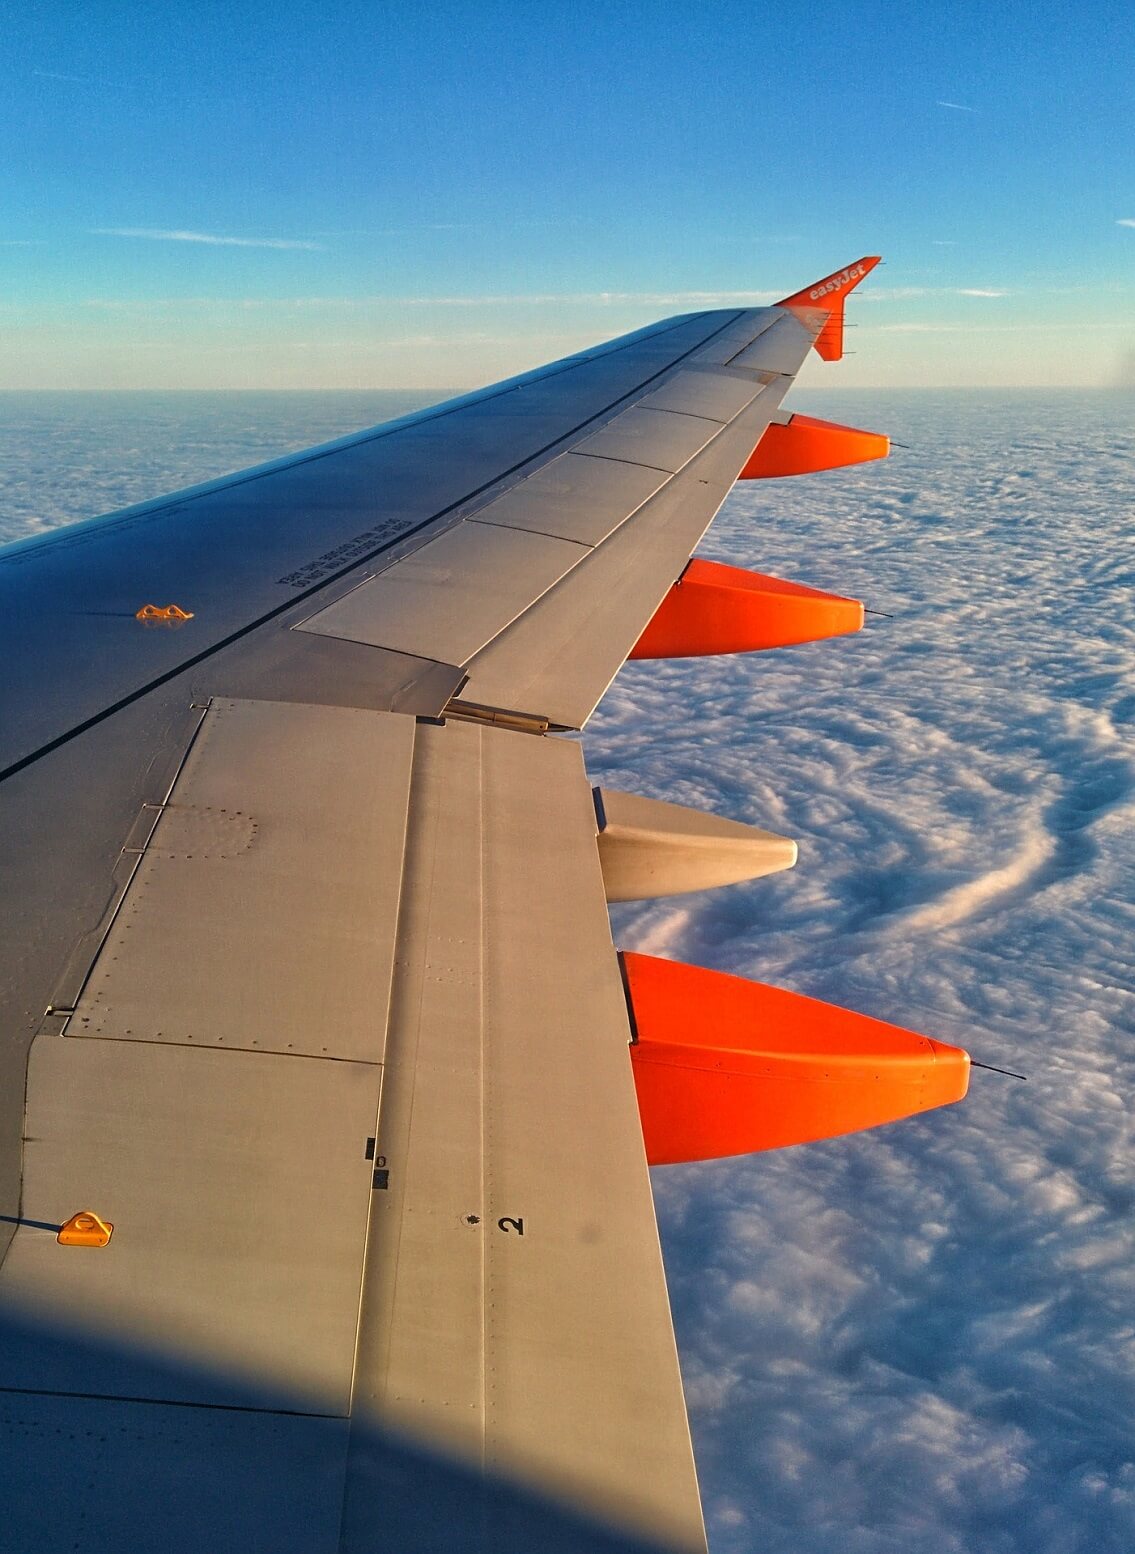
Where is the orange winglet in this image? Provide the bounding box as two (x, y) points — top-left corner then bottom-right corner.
(740, 414), (889, 479)
(776, 255), (881, 360)
(629, 559), (863, 658)
(622, 952), (969, 1165)
(57, 1210), (114, 1247)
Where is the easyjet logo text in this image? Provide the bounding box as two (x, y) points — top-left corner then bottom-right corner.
(809, 264), (866, 301)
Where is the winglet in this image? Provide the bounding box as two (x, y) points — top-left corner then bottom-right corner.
(776, 255), (881, 361)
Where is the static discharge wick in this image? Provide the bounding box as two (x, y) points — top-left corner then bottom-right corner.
(971, 1059), (1028, 1081)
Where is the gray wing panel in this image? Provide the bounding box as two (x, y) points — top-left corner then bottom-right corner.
(1, 697), (705, 1551)
(638, 368), (768, 420)
(572, 405), (721, 471)
(66, 698), (415, 1060)
(690, 307), (783, 365)
(0, 700), (410, 1414)
(726, 311), (814, 372)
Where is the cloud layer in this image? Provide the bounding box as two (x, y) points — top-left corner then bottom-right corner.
(587, 387), (1135, 1552)
(1, 386), (1132, 1551)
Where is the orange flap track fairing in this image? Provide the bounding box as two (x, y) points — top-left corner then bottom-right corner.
(622, 952), (970, 1166)
(739, 414), (889, 479)
(629, 559), (863, 659)
(776, 255), (881, 361)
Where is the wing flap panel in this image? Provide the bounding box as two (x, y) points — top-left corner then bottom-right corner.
(67, 698), (415, 1061)
(0, 1037), (379, 1413)
(573, 405), (721, 472)
(637, 369), (767, 422)
(689, 309), (781, 366)
(464, 451), (667, 545)
(296, 521), (588, 665)
(345, 718), (706, 1551)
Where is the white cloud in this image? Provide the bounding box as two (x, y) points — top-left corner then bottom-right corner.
(873, 320), (1117, 334)
(900, 818), (1054, 931)
(1118, 219), (1135, 229)
(936, 99), (978, 112)
(33, 69), (95, 84)
(90, 228), (325, 251)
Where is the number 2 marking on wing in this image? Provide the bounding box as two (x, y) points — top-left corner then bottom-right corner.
(497, 1216), (525, 1236)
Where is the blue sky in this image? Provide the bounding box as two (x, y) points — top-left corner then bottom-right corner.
(3, 1), (1133, 389)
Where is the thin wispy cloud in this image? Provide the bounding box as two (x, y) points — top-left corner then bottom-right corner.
(875, 320), (1115, 333)
(863, 287), (1011, 302)
(81, 284), (1027, 319)
(404, 289), (783, 307)
(33, 69), (96, 84)
(84, 289), (783, 310)
(309, 218), (588, 240)
(937, 99), (979, 112)
(91, 228), (324, 251)
(1117, 219), (1135, 229)
(375, 222), (484, 236)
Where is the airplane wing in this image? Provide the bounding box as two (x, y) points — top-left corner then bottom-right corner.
(0, 258), (969, 1553)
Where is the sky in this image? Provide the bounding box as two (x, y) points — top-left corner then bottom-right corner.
(3, 5), (1135, 1548)
(2, 0), (1134, 390)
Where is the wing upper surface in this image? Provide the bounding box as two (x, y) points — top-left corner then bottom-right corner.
(0, 280), (847, 1550)
(0, 302), (809, 777)
(291, 327), (805, 729)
